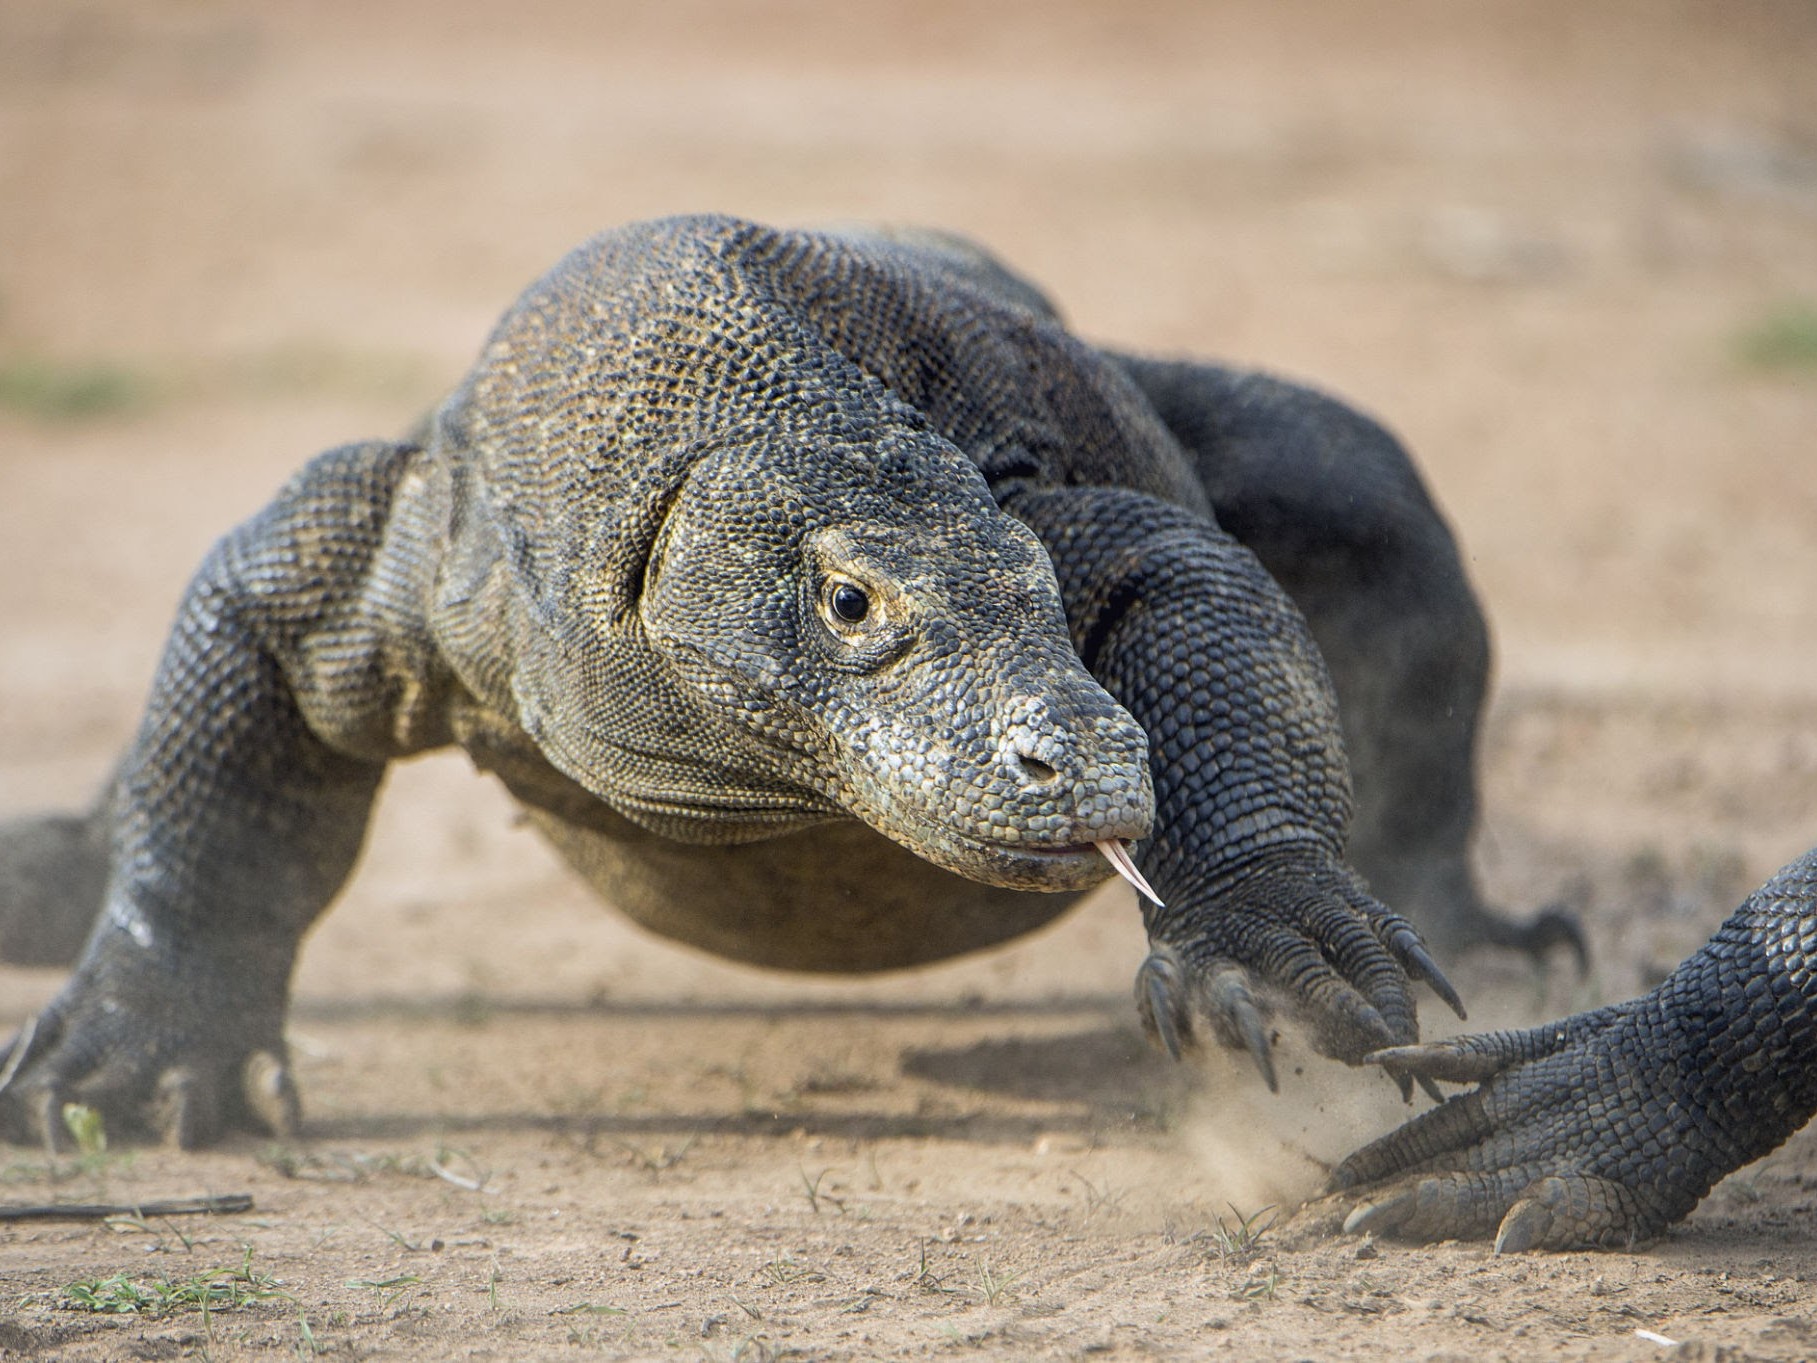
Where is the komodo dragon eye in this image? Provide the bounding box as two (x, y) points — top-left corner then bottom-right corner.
(827, 580), (871, 625)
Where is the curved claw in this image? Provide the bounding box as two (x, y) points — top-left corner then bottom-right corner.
(1376, 914), (1468, 1022)
(1496, 1174), (1651, 1253)
(1364, 1035), (1537, 1086)
(154, 1066), (221, 1150)
(0, 1013), (45, 1097)
(242, 1050), (300, 1139)
(1204, 969), (1276, 1091)
(1133, 952), (1277, 1089)
(1384, 1007), (1633, 1092)
(1403, 941), (1466, 1021)
(1340, 1172), (1513, 1244)
(1492, 1196), (1553, 1255)
(1134, 951), (1189, 1061)
(1341, 1189), (1416, 1239)
(1373, 1060), (1417, 1104)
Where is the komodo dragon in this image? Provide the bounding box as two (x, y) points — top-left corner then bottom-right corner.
(0, 213), (1559, 1149)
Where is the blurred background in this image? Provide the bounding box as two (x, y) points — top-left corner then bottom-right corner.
(1, 0), (1815, 1003)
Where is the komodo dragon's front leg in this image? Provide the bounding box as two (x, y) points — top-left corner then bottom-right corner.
(0, 441), (434, 1147)
(1005, 485), (1463, 1084)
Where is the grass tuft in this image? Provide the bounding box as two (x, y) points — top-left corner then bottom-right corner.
(974, 1260), (1024, 1306)
(1206, 1203), (1278, 1262)
(63, 1249), (289, 1317)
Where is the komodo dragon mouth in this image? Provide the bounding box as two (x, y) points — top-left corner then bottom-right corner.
(1016, 839), (1165, 904)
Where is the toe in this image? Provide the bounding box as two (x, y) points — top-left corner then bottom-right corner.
(241, 1051), (300, 1138)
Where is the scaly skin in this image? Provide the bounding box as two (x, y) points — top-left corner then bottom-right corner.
(0, 215), (1479, 1146)
(1319, 846), (1817, 1251)
(1113, 357), (1583, 968)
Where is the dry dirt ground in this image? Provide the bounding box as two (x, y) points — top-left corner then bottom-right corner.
(2, 2), (1816, 1359)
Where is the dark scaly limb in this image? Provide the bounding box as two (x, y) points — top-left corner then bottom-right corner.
(0, 442), (437, 1148)
(1006, 485), (1463, 1085)
(1115, 356), (1585, 969)
(1322, 846), (1817, 1251)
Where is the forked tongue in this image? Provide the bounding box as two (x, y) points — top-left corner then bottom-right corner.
(1095, 840), (1165, 908)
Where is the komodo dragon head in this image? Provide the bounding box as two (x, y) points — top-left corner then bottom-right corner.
(637, 427), (1156, 892)
(442, 217), (1156, 896)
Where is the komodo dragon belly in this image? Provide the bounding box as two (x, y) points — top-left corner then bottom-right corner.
(450, 701), (1085, 972)
(527, 807), (1087, 973)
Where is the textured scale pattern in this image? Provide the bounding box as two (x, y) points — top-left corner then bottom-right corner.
(0, 214), (1501, 1148)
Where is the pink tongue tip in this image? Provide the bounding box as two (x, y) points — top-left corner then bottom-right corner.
(1094, 840), (1164, 908)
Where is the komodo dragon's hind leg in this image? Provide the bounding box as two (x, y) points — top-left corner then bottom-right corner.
(0, 782), (113, 967)
(1115, 355), (1583, 969)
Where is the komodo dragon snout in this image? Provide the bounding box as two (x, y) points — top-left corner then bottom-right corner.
(639, 433), (1155, 892)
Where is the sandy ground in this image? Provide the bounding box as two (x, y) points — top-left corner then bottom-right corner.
(2, 1), (1816, 1358)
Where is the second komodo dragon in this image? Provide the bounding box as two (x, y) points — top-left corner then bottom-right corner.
(0, 215), (1553, 1146)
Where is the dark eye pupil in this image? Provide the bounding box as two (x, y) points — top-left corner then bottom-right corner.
(830, 583), (870, 624)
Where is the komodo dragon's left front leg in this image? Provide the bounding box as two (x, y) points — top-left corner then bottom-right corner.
(1004, 485), (1463, 1085)
(0, 441), (438, 1148)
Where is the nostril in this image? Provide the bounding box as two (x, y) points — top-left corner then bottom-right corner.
(1016, 753), (1059, 784)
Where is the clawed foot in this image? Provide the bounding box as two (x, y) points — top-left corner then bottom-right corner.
(1307, 1003), (1699, 1252)
(1334, 1169), (1652, 1253)
(1134, 860), (1466, 1091)
(0, 929), (299, 1150)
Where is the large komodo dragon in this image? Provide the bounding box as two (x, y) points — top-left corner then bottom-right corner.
(9, 213), (1794, 1255)
(0, 214), (1494, 1126)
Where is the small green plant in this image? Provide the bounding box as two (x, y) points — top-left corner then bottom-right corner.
(369, 1220), (432, 1252)
(906, 1241), (958, 1296)
(346, 1273), (422, 1290)
(104, 1208), (196, 1253)
(346, 1273), (422, 1310)
(758, 1254), (821, 1287)
(1207, 1203), (1277, 1262)
(1240, 1269), (1280, 1302)
(295, 1310), (325, 1358)
(974, 1261), (1024, 1306)
(63, 1249), (289, 1317)
(798, 1165), (845, 1215)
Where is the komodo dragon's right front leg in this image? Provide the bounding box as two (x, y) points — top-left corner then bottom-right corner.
(1004, 484), (1464, 1086)
(0, 441), (440, 1148)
